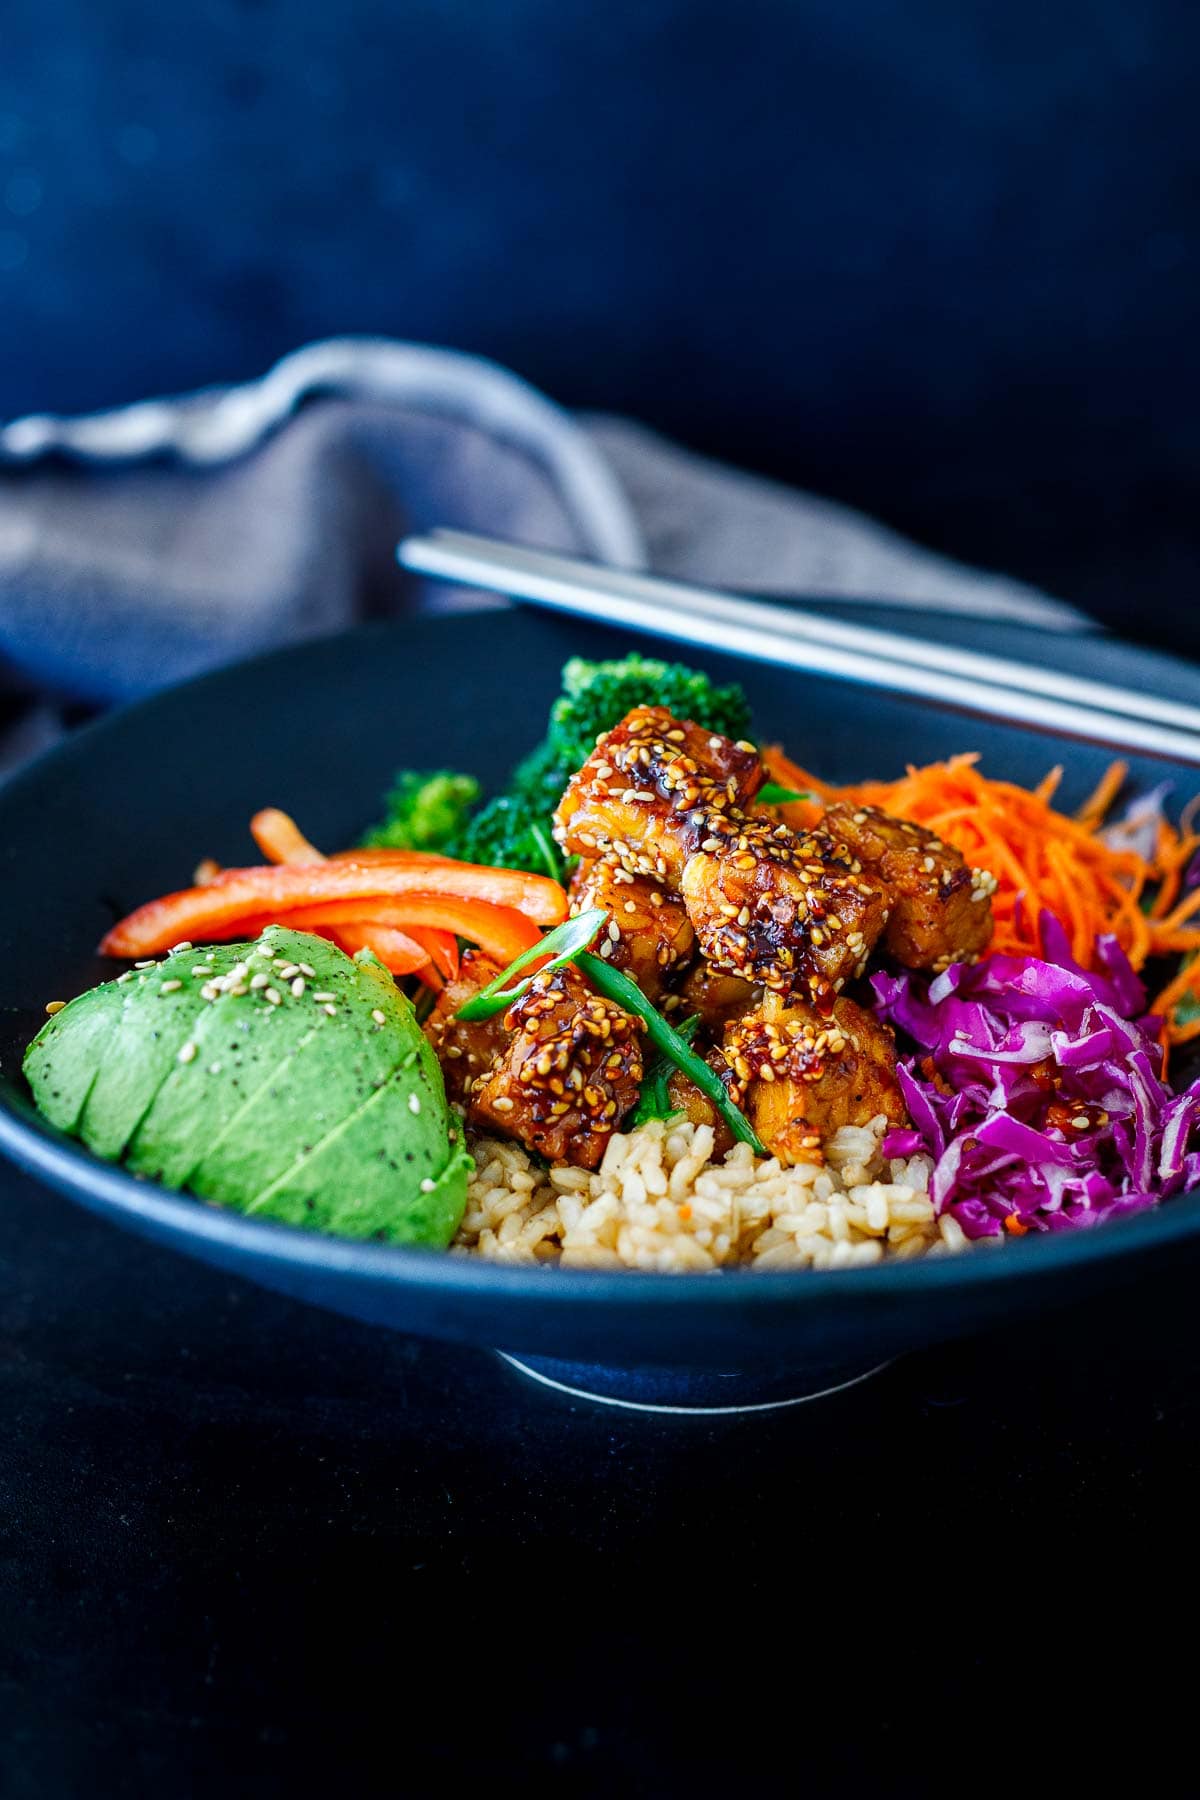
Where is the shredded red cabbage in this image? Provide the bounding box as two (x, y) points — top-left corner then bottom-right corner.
(872, 912), (1200, 1238)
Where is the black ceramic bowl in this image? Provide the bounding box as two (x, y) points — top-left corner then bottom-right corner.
(4, 605), (1200, 1410)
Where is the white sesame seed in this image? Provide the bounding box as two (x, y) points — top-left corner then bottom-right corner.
(117, 971), (134, 984)
(278, 964), (300, 980)
(419, 1178), (436, 1193)
(607, 921), (621, 942)
(313, 992), (336, 1004)
(159, 979), (182, 994)
(408, 1093), (421, 1114)
(290, 977), (306, 997)
(250, 972), (270, 990)
(322, 1003), (337, 1016)
(371, 1008), (386, 1024)
(134, 960), (157, 970)
(169, 941), (193, 954)
(298, 963), (316, 978)
(265, 987), (282, 1005)
(177, 1041), (197, 1063)
(44, 999), (66, 1015)
(490, 1096), (514, 1112)
(200, 983), (220, 1002)
(192, 966), (210, 977)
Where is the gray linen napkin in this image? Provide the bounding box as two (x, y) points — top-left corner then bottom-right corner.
(0, 336), (1079, 766)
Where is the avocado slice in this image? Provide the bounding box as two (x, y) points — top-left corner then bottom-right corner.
(24, 924), (472, 1250)
(24, 983), (124, 1134)
(243, 1047), (471, 1245)
(123, 927), (348, 1188)
(183, 940), (412, 1206)
(77, 943), (243, 1161)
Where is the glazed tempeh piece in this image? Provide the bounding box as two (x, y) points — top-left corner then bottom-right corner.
(569, 856), (695, 1003)
(553, 705), (763, 882)
(469, 964), (644, 1170)
(723, 995), (905, 1166)
(823, 801), (996, 971)
(679, 814), (890, 1007)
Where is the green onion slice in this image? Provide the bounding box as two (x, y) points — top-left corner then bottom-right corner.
(757, 780), (814, 805)
(577, 951), (766, 1153)
(454, 908), (609, 1021)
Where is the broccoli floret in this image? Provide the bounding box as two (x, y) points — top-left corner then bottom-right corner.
(364, 655), (754, 877)
(363, 770), (481, 852)
(446, 741), (565, 878)
(548, 654), (752, 771)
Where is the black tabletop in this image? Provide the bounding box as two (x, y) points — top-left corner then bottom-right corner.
(1, 1156), (1195, 1797)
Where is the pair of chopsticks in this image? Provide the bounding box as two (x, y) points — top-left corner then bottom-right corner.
(397, 529), (1200, 768)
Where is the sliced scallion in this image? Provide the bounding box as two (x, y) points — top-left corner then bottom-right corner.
(454, 908), (609, 1021)
(576, 951), (766, 1153)
(757, 780), (814, 805)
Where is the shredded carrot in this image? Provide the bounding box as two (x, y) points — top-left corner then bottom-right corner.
(765, 746), (1200, 1045)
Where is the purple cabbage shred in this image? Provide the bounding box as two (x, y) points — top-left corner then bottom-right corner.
(872, 911), (1200, 1238)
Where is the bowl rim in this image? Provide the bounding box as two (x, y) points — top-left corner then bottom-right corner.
(5, 613), (1200, 1311)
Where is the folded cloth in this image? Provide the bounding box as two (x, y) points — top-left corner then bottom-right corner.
(0, 336), (1079, 768)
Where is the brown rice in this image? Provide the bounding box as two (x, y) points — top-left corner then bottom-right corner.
(453, 1114), (970, 1272)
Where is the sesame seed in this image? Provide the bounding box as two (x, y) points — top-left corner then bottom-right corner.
(278, 964), (300, 980)
(607, 921), (621, 942)
(169, 941), (193, 954)
(298, 963), (316, 978)
(290, 977), (306, 997)
(419, 1178), (436, 1193)
(117, 971), (134, 985)
(134, 960), (157, 970)
(250, 973), (270, 990)
(177, 1041), (197, 1064)
(371, 1008), (386, 1024)
(160, 979), (183, 994)
(409, 1094), (423, 1115)
(322, 1003), (337, 1016)
(44, 999), (66, 1015)
(313, 992), (336, 1003)
(264, 987), (282, 1006)
(200, 983), (220, 1002)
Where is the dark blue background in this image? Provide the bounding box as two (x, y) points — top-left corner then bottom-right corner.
(0, 0), (1197, 628)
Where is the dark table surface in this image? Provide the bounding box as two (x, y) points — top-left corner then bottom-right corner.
(2, 1154), (1195, 1796)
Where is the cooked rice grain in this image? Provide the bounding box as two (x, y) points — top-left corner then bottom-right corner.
(453, 1115), (966, 1272)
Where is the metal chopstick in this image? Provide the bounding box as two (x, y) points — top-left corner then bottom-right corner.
(397, 530), (1200, 768)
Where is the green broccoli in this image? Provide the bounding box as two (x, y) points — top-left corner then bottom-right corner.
(362, 769), (481, 852)
(364, 654), (753, 875)
(445, 741), (566, 878)
(548, 654), (752, 771)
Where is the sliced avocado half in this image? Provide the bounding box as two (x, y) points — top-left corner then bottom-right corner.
(243, 1050), (471, 1245)
(78, 942), (247, 1161)
(124, 927), (346, 1187)
(184, 938), (413, 1207)
(24, 984), (124, 1135)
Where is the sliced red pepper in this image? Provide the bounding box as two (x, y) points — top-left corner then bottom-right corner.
(101, 858), (567, 957)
